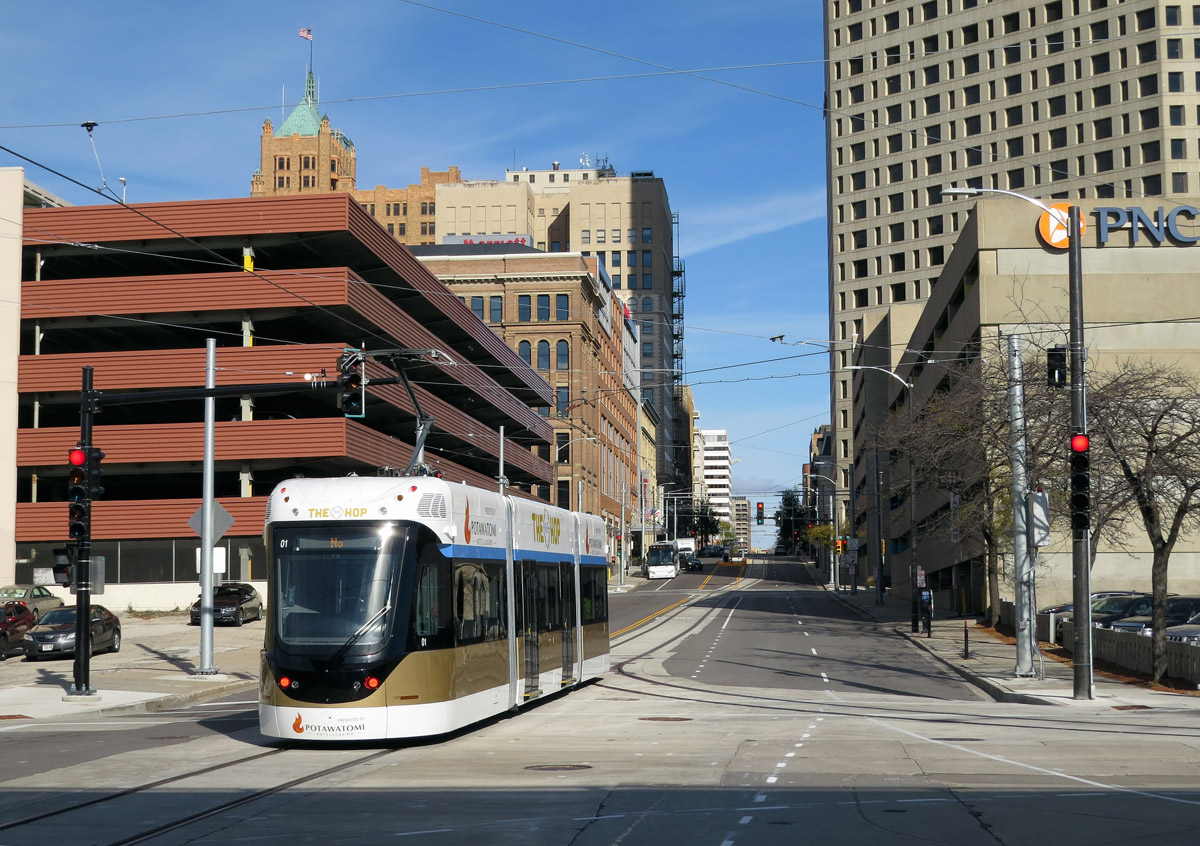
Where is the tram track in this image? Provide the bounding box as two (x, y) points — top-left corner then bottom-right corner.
(0, 742), (404, 844)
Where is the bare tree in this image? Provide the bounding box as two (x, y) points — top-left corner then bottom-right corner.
(1089, 360), (1200, 682)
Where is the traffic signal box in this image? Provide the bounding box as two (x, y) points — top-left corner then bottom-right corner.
(67, 448), (89, 541)
(756, 502), (764, 524)
(1069, 432), (1090, 535)
(338, 350), (366, 418)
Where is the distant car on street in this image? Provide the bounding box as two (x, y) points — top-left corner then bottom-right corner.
(682, 553), (703, 572)
(23, 604), (121, 660)
(774, 546), (787, 555)
(190, 583), (263, 626)
(0, 585), (65, 620)
(0, 601), (36, 660)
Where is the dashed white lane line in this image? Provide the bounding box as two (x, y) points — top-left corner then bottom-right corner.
(754, 793), (767, 803)
(811, 647), (818, 655)
(739, 815), (753, 825)
(820, 672), (829, 683)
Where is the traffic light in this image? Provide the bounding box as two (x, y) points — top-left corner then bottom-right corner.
(1047, 345), (1068, 389)
(1070, 432), (1090, 535)
(87, 447), (105, 499)
(338, 350), (365, 418)
(756, 502), (764, 524)
(52, 548), (73, 587)
(67, 448), (90, 540)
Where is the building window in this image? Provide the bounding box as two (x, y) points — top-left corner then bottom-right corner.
(556, 386), (569, 416)
(612, 229), (621, 243)
(642, 274), (653, 289)
(596, 229), (606, 244)
(556, 340), (569, 370)
(641, 228), (652, 243)
(613, 274), (621, 288)
(641, 296), (652, 312)
(641, 250), (652, 267)
(470, 296), (484, 320)
(642, 341), (654, 358)
(537, 341), (550, 370)
(556, 432), (570, 464)
(489, 296), (503, 323)
(518, 295), (531, 322)
(580, 230), (591, 245)
(519, 340), (531, 365)
(536, 294), (550, 321)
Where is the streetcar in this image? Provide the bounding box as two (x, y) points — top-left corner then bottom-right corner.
(258, 475), (610, 741)
(643, 541), (681, 580)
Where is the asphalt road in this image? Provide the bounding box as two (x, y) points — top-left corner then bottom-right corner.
(4, 555), (1200, 845)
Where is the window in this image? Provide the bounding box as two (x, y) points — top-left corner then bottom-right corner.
(1050, 127), (1067, 148)
(642, 297), (652, 312)
(1093, 85), (1112, 107)
(612, 274), (621, 288)
(489, 296), (503, 323)
(1050, 159), (1069, 180)
(420, 202), (428, 215)
(1007, 168), (1026, 189)
(1172, 172), (1189, 192)
(1047, 64), (1066, 84)
(612, 229), (621, 243)
(1006, 137), (1025, 157)
(1094, 117), (1113, 138)
(627, 251), (636, 267)
(642, 342), (654, 358)
(1004, 74), (1022, 96)
(398, 223), (406, 236)
(556, 340), (569, 370)
(1048, 95), (1067, 116)
(1139, 75), (1158, 96)
(518, 295), (531, 322)
(1092, 53), (1110, 74)
(1142, 140), (1161, 162)
(1170, 105), (1185, 126)
(1171, 138), (1187, 159)
(537, 341), (550, 370)
(641, 228), (652, 243)
(555, 294), (568, 320)
(964, 84), (981, 105)
(1137, 41), (1157, 63)
(518, 341), (531, 365)
(641, 250), (652, 267)
(580, 230), (591, 245)
(642, 274), (653, 289)
(470, 296), (484, 320)
(537, 294), (550, 321)
(1006, 105), (1023, 127)
(1094, 149), (1114, 171)
(555, 386), (569, 416)
(965, 115), (982, 135)
(556, 432), (570, 463)
(1141, 108), (1161, 129)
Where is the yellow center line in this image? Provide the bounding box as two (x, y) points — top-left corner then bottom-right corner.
(611, 595), (693, 637)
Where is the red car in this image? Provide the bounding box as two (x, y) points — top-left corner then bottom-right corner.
(0, 601), (36, 660)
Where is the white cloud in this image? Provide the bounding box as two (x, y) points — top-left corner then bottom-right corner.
(683, 189), (827, 255)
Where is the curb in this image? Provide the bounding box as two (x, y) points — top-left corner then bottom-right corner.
(894, 628), (1061, 706)
(95, 678), (259, 716)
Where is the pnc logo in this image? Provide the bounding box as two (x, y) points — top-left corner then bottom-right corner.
(1037, 203), (1086, 248)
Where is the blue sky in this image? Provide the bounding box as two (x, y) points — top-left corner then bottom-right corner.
(2, 1), (831, 548)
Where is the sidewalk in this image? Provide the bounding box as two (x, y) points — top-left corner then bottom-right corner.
(822, 566), (1200, 710)
(0, 614), (262, 722)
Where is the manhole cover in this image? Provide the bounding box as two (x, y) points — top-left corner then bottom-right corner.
(525, 764), (592, 771)
(639, 717), (692, 722)
(932, 737), (984, 742)
(1113, 705), (1151, 711)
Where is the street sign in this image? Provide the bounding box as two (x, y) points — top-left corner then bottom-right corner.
(188, 502), (235, 543)
(196, 547), (228, 574)
(848, 538), (860, 551)
(917, 566), (926, 587)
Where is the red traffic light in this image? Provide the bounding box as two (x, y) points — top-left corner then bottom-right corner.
(1070, 433), (1089, 452)
(68, 448), (87, 466)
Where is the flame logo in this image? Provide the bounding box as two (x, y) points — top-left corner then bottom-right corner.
(292, 713), (304, 734)
(464, 501), (472, 543)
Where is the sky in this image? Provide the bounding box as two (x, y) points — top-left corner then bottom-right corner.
(1, 1), (832, 549)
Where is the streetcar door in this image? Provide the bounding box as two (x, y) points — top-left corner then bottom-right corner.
(560, 562), (576, 683)
(519, 561), (540, 697)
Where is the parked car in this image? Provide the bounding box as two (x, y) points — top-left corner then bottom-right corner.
(0, 584), (65, 620)
(190, 583), (263, 626)
(23, 605), (121, 660)
(774, 546), (787, 555)
(1039, 590), (1142, 616)
(1086, 593), (1154, 629)
(0, 601), (37, 660)
(1166, 612), (1200, 646)
(681, 553), (703, 572)
(1111, 595), (1200, 636)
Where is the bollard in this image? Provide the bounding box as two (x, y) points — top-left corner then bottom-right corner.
(963, 620), (970, 659)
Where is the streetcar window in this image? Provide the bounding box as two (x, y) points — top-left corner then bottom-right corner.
(537, 564), (562, 633)
(581, 565), (609, 625)
(409, 547), (452, 650)
(454, 560), (506, 644)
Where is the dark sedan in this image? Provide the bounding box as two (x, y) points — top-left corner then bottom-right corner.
(23, 605), (121, 660)
(1111, 596), (1200, 636)
(190, 583), (263, 626)
(681, 553), (703, 572)
(1087, 594), (1154, 629)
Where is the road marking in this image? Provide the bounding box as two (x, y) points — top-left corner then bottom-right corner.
(872, 719), (1200, 808)
(721, 598), (742, 630)
(739, 815), (752, 824)
(820, 672), (829, 682)
(611, 595), (694, 637)
(754, 793), (767, 803)
(811, 648), (817, 655)
(766, 776), (778, 784)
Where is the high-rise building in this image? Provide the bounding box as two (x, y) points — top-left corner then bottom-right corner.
(437, 162), (689, 495)
(698, 429), (733, 524)
(824, 0), (1200, 542)
(731, 496), (751, 550)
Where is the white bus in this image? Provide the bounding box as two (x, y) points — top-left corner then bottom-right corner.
(644, 541), (681, 579)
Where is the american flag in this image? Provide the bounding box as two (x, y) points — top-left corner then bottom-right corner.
(298, 27), (313, 40)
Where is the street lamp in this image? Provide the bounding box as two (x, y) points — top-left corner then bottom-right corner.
(846, 365), (914, 615)
(804, 473), (839, 589)
(941, 186), (1091, 700)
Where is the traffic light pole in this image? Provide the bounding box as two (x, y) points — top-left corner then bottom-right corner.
(70, 366), (96, 698)
(1068, 205), (1094, 700)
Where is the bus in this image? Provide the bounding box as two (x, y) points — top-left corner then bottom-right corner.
(258, 475), (609, 742)
(643, 541), (681, 579)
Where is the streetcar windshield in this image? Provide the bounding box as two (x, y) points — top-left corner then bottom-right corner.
(646, 545), (676, 566)
(270, 523), (409, 655)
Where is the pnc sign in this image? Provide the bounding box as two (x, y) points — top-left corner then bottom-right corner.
(1036, 203), (1200, 248)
